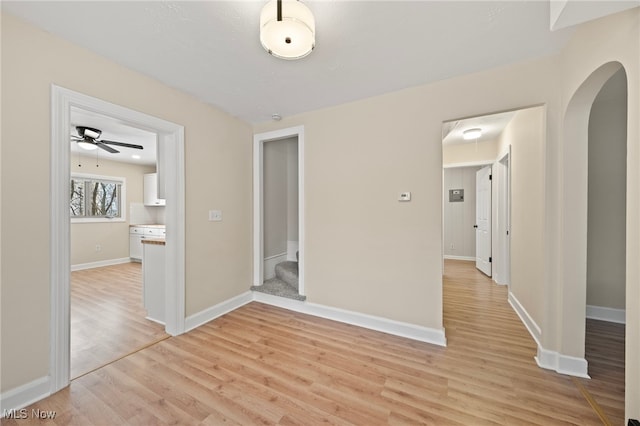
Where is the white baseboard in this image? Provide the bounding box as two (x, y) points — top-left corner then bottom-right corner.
(263, 253), (288, 280)
(508, 291), (542, 345)
(508, 291), (589, 378)
(184, 291), (253, 332)
(535, 346), (590, 378)
(287, 241), (299, 261)
(0, 376), (51, 417)
(71, 257), (131, 271)
(252, 292), (447, 347)
(443, 255), (475, 261)
(586, 305), (625, 324)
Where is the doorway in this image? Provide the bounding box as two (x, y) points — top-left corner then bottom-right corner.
(442, 110), (515, 282)
(50, 86), (185, 393)
(68, 107), (169, 379)
(583, 68), (627, 424)
(253, 126), (305, 299)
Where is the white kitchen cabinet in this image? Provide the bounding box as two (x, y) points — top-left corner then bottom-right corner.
(142, 240), (165, 324)
(130, 226), (165, 261)
(143, 173), (165, 206)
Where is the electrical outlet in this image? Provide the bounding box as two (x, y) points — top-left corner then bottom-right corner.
(208, 210), (222, 222)
(95, 244), (102, 252)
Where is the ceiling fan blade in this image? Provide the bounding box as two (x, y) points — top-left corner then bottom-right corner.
(99, 139), (144, 150)
(70, 136), (83, 140)
(96, 142), (119, 154)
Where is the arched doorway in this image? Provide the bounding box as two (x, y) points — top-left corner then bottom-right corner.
(559, 62), (628, 404)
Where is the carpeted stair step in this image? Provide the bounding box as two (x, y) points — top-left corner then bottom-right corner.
(275, 261), (298, 290)
(250, 278), (306, 301)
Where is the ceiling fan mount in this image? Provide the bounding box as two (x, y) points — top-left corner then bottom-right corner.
(71, 126), (143, 153)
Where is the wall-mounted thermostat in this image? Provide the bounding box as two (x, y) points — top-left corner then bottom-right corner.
(398, 192), (411, 201)
(449, 189), (464, 202)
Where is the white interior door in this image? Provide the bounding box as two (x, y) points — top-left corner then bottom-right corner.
(475, 165), (492, 276)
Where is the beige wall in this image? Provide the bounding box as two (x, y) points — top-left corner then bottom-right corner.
(443, 139), (499, 166)
(263, 140), (289, 257)
(70, 158), (155, 265)
(443, 166), (480, 258)
(1, 13), (252, 392)
(499, 107), (546, 328)
(286, 140), (299, 242)
(255, 55), (561, 328)
(556, 9), (639, 419)
(587, 70), (627, 310)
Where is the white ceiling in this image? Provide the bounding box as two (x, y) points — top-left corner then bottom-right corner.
(3, 1), (583, 124)
(442, 110), (516, 146)
(70, 108), (158, 166)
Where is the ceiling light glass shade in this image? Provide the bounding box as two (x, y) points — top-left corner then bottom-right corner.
(463, 128), (482, 140)
(77, 141), (97, 150)
(260, 0), (315, 60)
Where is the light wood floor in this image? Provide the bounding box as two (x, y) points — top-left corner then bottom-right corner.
(70, 262), (168, 379)
(580, 318), (625, 425)
(6, 260), (621, 424)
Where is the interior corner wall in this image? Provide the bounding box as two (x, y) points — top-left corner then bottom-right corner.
(499, 106), (546, 330)
(1, 13), (253, 393)
(70, 158), (155, 266)
(586, 70), (627, 311)
(443, 167), (480, 259)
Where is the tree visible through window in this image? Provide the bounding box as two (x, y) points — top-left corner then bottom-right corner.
(70, 175), (123, 219)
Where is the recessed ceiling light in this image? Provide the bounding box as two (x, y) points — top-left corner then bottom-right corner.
(272, 113), (282, 121)
(132, 154), (141, 159)
(463, 128), (482, 140)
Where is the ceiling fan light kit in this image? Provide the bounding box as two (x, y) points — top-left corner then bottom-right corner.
(260, 0), (315, 60)
(71, 126), (144, 154)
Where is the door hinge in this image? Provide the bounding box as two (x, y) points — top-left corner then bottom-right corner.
(489, 257), (492, 263)
(506, 230), (509, 235)
(489, 174), (492, 181)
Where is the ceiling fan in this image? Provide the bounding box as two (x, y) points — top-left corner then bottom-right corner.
(71, 126), (143, 153)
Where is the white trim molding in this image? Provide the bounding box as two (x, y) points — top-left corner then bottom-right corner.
(185, 291), (253, 332)
(535, 347), (590, 378)
(586, 305), (626, 324)
(71, 257), (131, 272)
(253, 126), (305, 295)
(252, 292), (447, 346)
(50, 85), (186, 396)
(443, 255), (475, 261)
(287, 240), (299, 261)
(508, 291), (542, 344)
(264, 253), (288, 280)
(0, 376), (51, 417)
(508, 291), (589, 378)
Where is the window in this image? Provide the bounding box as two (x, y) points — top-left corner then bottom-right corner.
(70, 173), (126, 222)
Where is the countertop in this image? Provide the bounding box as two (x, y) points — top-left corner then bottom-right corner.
(130, 224), (166, 228)
(141, 238), (166, 246)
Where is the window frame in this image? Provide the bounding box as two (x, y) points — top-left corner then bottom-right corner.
(70, 172), (127, 223)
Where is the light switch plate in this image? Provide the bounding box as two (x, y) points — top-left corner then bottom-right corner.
(209, 210), (222, 221)
(399, 192), (411, 201)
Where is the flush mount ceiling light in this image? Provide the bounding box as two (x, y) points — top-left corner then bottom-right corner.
(463, 128), (482, 140)
(260, 0), (315, 60)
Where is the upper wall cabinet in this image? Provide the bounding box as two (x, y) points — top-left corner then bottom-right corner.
(144, 173), (166, 206)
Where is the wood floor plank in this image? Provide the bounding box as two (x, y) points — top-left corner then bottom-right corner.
(8, 259), (624, 425)
(70, 262), (168, 379)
